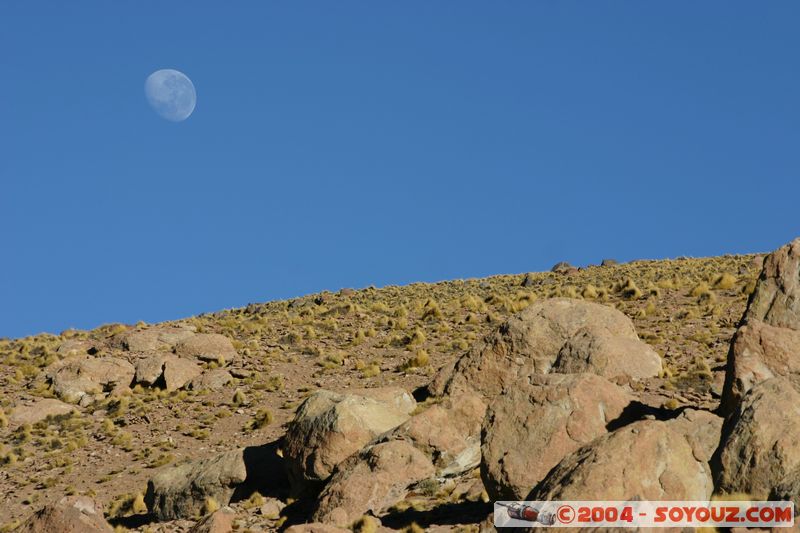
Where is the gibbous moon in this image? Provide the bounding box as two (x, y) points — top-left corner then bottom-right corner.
(144, 69), (196, 122)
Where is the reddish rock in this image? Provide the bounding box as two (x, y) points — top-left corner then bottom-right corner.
(721, 238), (800, 414)
(481, 373), (633, 500)
(18, 496), (112, 533)
(283, 389), (411, 497)
(188, 507), (236, 533)
(531, 419), (714, 502)
(312, 440), (435, 526)
(9, 399), (77, 428)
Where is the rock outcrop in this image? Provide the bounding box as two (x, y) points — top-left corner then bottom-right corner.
(301, 391), (483, 528)
(189, 368), (234, 391)
(146, 442), (284, 520)
(715, 376), (800, 500)
(45, 356), (135, 404)
(56, 339), (98, 356)
(721, 238), (800, 413)
(285, 524), (350, 533)
(134, 353), (202, 390)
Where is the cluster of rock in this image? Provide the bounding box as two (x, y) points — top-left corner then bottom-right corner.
(18, 238), (800, 532)
(7, 328), (241, 435)
(132, 296), (670, 531)
(32, 328), (236, 410)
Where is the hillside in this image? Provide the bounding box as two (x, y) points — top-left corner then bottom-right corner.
(0, 253), (763, 531)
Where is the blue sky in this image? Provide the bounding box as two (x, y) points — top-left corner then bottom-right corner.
(1, 2), (798, 338)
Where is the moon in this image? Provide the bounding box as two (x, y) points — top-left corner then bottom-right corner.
(144, 69), (196, 122)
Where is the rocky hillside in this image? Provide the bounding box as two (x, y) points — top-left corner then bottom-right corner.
(2, 245), (790, 532)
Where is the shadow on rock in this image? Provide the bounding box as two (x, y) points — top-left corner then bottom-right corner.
(605, 400), (682, 431)
(232, 439), (289, 502)
(380, 500), (493, 530)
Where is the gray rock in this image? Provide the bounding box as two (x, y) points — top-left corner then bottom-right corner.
(145, 442), (284, 520)
(551, 262), (573, 274)
(721, 238), (800, 414)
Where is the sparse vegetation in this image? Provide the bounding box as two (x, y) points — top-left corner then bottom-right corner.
(0, 252), (759, 529)
(246, 408), (274, 431)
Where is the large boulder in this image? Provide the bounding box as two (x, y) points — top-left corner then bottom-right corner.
(721, 238), (800, 413)
(716, 376), (800, 500)
(9, 399), (77, 428)
(481, 373), (634, 500)
(721, 320), (800, 414)
(744, 238), (800, 327)
(552, 328), (662, 379)
(428, 298), (650, 399)
(530, 419), (714, 501)
(18, 496), (113, 533)
(175, 333), (238, 364)
(283, 389), (413, 497)
(145, 442), (284, 520)
(312, 440), (435, 526)
(46, 356), (135, 404)
(386, 391), (486, 477)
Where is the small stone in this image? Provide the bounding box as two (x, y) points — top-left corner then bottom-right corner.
(258, 497), (285, 519)
(188, 507), (235, 533)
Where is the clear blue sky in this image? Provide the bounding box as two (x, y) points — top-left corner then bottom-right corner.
(1, 2), (798, 338)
